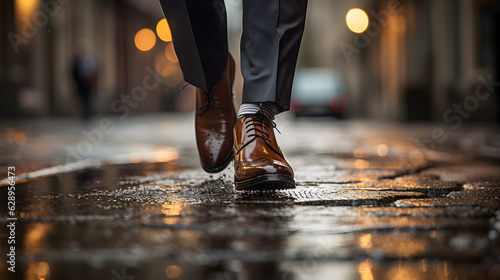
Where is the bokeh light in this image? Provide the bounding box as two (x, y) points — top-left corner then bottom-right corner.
(155, 55), (183, 86)
(165, 42), (179, 63)
(165, 265), (183, 278)
(156, 18), (172, 42)
(354, 159), (369, 169)
(162, 203), (182, 225)
(129, 153), (142, 163)
(15, 0), (39, 22)
(134, 28), (156, 52)
(358, 233), (373, 249)
(14, 131), (26, 145)
(377, 144), (389, 157)
(34, 262), (50, 280)
(358, 259), (374, 280)
(346, 8), (369, 33)
(27, 261), (50, 280)
(155, 148), (179, 162)
(5, 129), (16, 143)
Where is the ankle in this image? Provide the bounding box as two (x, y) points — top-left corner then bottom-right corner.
(238, 102), (278, 120)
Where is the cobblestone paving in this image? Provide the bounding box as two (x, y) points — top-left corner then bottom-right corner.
(0, 114), (499, 280)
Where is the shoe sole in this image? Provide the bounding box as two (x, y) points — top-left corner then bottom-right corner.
(201, 150), (234, 173)
(234, 174), (295, 190)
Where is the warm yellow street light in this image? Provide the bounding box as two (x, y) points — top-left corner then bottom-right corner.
(134, 28), (156, 51)
(346, 8), (369, 33)
(15, 0), (38, 20)
(156, 18), (172, 42)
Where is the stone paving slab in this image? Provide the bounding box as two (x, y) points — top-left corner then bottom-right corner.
(283, 186), (427, 206)
(291, 156), (416, 184)
(395, 181), (500, 211)
(347, 178), (463, 197)
(1, 116), (500, 280)
(419, 163), (500, 182)
(360, 206), (494, 219)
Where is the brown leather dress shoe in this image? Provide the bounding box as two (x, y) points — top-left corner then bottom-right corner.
(195, 54), (236, 173)
(233, 112), (295, 190)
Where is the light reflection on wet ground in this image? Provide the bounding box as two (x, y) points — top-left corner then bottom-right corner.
(1, 116), (500, 280)
(1, 156), (499, 280)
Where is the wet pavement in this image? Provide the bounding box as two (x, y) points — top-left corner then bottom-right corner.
(1, 113), (500, 280)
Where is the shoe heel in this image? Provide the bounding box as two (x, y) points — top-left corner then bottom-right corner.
(234, 174), (295, 190)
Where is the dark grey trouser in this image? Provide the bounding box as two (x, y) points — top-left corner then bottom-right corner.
(159, 0), (308, 113)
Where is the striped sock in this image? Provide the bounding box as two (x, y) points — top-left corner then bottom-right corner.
(238, 102), (278, 120)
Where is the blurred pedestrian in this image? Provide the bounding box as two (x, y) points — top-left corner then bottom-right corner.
(71, 44), (99, 121)
(159, 0), (307, 190)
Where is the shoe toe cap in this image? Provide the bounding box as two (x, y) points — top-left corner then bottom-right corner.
(197, 133), (234, 172)
(235, 157), (293, 180)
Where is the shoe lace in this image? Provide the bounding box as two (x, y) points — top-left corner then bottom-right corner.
(179, 82), (229, 113)
(198, 87), (229, 113)
(237, 111), (282, 155)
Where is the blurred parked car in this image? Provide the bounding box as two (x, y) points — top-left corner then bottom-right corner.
(291, 68), (348, 118)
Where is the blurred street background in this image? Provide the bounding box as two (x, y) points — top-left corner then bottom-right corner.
(1, 0), (499, 122)
(1, 0), (500, 280)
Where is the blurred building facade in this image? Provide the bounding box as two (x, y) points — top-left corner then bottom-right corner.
(0, 0), (174, 118)
(1, 0), (499, 123)
(302, 0), (499, 122)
